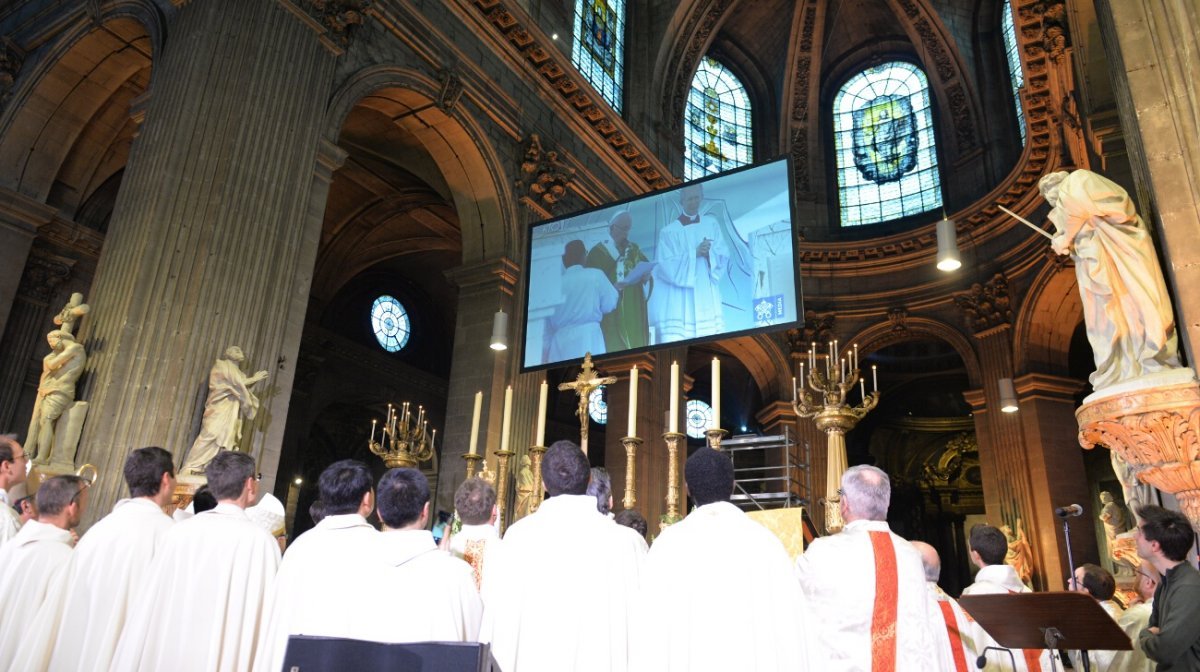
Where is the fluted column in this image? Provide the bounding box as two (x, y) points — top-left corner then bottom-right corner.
(75, 0), (338, 523)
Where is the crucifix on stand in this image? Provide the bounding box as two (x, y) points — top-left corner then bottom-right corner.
(557, 353), (616, 455)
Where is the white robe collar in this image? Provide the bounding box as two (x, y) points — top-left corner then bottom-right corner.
(841, 518), (893, 534)
(974, 563), (1027, 591)
(112, 497), (170, 516)
(0, 487), (9, 506)
(457, 523), (499, 541)
(315, 513), (374, 532)
(379, 529), (437, 566)
(208, 502), (249, 519)
(14, 519), (72, 547)
(534, 493), (604, 520)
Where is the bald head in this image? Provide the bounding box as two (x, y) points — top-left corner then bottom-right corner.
(911, 541), (941, 582)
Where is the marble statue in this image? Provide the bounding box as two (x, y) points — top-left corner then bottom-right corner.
(513, 455), (534, 521)
(181, 346), (268, 475)
(1098, 490), (1128, 541)
(1111, 449), (1158, 521)
(1039, 170), (1184, 392)
(1001, 518), (1034, 586)
(1099, 490), (1138, 576)
(27, 329), (87, 465)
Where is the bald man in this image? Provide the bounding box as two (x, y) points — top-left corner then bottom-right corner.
(913, 541), (979, 672)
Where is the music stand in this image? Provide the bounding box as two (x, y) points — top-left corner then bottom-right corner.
(281, 636), (498, 672)
(958, 592), (1130, 672)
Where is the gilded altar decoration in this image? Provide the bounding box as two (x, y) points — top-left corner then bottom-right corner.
(368, 401), (436, 468)
(557, 353), (617, 455)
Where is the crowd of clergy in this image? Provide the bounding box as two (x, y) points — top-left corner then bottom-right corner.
(1, 431), (1198, 672)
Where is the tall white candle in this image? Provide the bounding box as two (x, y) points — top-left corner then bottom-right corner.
(535, 381), (548, 446)
(711, 357), (721, 428)
(499, 385), (513, 453)
(468, 391), (482, 455)
(669, 361), (680, 433)
(792, 376), (797, 402)
(370, 418), (377, 444)
(872, 365), (878, 391)
(799, 362), (805, 390)
(627, 365), (638, 437)
(860, 378), (866, 399)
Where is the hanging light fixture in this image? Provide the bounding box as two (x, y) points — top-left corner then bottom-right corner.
(936, 218), (962, 271)
(489, 309), (509, 351)
(998, 377), (1018, 413)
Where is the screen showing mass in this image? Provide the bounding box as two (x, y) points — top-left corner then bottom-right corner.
(522, 158), (800, 371)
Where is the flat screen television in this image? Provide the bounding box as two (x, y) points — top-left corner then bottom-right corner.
(521, 157), (802, 372)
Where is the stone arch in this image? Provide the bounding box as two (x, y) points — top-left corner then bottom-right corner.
(324, 66), (516, 264)
(1012, 260), (1081, 377)
(719, 333), (791, 399)
(848, 316), (983, 387)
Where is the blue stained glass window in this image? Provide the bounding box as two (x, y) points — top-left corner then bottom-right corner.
(371, 295), (410, 353)
(684, 57), (753, 181)
(685, 399), (715, 439)
(588, 386), (607, 425)
(1001, 2), (1027, 145)
(572, 0), (625, 112)
(834, 61), (942, 227)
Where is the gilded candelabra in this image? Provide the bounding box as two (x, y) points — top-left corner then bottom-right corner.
(661, 431), (686, 530)
(369, 402), (436, 468)
(793, 341), (878, 534)
(620, 436), (642, 510)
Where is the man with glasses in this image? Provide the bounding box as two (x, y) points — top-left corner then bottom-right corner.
(1110, 562), (1159, 672)
(0, 474), (88, 670)
(0, 434), (28, 547)
(1133, 505), (1200, 670)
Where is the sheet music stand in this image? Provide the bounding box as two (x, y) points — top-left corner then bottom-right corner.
(281, 636), (497, 672)
(958, 592), (1130, 672)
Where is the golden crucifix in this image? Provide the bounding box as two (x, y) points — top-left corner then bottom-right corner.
(557, 353), (616, 455)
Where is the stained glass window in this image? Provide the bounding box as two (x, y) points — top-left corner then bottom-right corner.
(370, 295), (410, 353)
(572, 0), (625, 111)
(588, 386), (607, 425)
(685, 399), (715, 439)
(684, 57), (753, 181)
(1001, 1), (1027, 145)
(833, 61), (942, 227)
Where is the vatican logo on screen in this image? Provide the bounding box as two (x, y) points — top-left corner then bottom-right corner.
(851, 94), (919, 184)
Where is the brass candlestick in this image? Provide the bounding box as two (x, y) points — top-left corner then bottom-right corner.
(662, 431), (686, 530)
(494, 449), (515, 531)
(529, 445), (547, 512)
(705, 427), (727, 450)
(463, 452), (484, 480)
(620, 436), (642, 510)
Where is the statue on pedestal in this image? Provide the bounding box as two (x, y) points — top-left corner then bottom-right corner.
(27, 329), (87, 465)
(181, 346), (268, 475)
(1099, 490), (1139, 576)
(1001, 518), (1034, 587)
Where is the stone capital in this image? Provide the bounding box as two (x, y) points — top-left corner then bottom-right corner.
(444, 257), (519, 296)
(954, 272), (1013, 335)
(18, 251), (74, 304)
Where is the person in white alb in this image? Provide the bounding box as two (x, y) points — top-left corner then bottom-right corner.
(650, 183), (730, 342)
(794, 465), (944, 671)
(913, 541), (980, 672)
(112, 450), (280, 672)
(449, 476), (502, 592)
(961, 524), (1051, 671)
(639, 447), (811, 672)
(1068, 563), (1124, 671)
(0, 434), (28, 548)
(548, 239), (619, 361)
(254, 459), (379, 672)
(1110, 562), (1158, 672)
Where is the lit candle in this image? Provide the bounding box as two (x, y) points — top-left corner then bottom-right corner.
(792, 376), (797, 402)
(841, 357), (846, 383)
(499, 385), (513, 453)
(711, 357), (721, 428)
(860, 378), (866, 399)
(370, 418), (377, 444)
(669, 361), (680, 433)
(468, 391), (482, 455)
(872, 364), (878, 391)
(627, 365), (638, 437)
(799, 362), (805, 390)
(853, 343), (859, 370)
(535, 381), (548, 447)
(430, 429), (437, 451)
(809, 342), (816, 370)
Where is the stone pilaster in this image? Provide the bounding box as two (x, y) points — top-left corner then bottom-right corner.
(0, 250), (73, 429)
(74, 0), (338, 523)
(0, 187), (57, 338)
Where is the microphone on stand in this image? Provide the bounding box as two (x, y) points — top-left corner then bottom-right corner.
(976, 646), (1018, 669)
(1055, 504), (1084, 518)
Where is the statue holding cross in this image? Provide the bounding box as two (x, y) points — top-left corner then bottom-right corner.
(557, 353), (616, 455)
(53, 292), (90, 337)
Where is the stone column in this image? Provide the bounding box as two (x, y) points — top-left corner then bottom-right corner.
(0, 250), (73, 429)
(74, 0), (338, 522)
(0, 189), (57, 339)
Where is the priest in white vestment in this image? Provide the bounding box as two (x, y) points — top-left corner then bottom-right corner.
(1110, 563), (1157, 672)
(961, 524), (1052, 671)
(112, 451), (280, 672)
(650, 183), (729, 343)
(0, 474), (88, 670)
(1068, 563), (1124, 671)
(8, 447), (176, 672)
(640, 447), (811, 672)
(482, 440), (646, 672)
(0, 435), (28, 548)
(795, 465), (945, 672)
(254, 459), (380, 672)
(449, 476), (503, 592)
(913, 541), (980, 672)
(548, 239), (619, 361)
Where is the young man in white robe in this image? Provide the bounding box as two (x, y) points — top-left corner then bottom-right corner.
(1068, 563), (1124, 671)
(254, 459), (380, 672)
(640, 447), (811, 671)
(0, 434), (28, 547)
(548, 239), (618, 361)
(650, 183), (730, 343)
(449, 476), (502, 592)
(1110, 562), (1157, 672)
(10, 447), (176, 672)
(794, 465), (944, 671)
(961, 524), (1052, 671)
(0, 474), (88, 670)
(913, 541), (980, 672)
(482, 440), (646, 672)
(112, 450), (280, 672)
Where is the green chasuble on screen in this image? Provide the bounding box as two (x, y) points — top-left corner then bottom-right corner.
(586, 240), (650, 352)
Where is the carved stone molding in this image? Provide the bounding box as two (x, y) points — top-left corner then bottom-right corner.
(1077, 380), (1200, 530)
(517, 134), (575, 217)
(954, 273), (1013, 333)
(0, 37), (23, 94)
(664, 0), (738, 143)
(279, 0), (371, 55)
(18, 253), (73, 305)
(787, 310), (836, 352)
(888, 307), (909, 332)
(436, 70), (465, 112)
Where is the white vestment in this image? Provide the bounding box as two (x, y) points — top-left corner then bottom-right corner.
(651, 215), (729, 342)
(1068, 599), (1123, 672)
(961, 564), (1052, 671)
(112, 502), (280, 672)
(1110, 600), (1153, 672)
(639, 501), (812, 672)
(449, 522), (502, 592)
(11, 498), (173, 672)
(0, 488), (20, 549)
(254, 513), (379, 672)
(548, 265), (618, 361)
(928, 582), (980, 672)
(0, 519), (74, 670)
(482, 493), (646, 672)
(794, 519), (944, 671)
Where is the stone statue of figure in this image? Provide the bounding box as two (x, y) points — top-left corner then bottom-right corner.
(513, 455), (534, 521)
(1111, 449), (1158, 522)
(1001, 518), (1034, 586)
(1039, 170), (1183, 392)
(1098, 490), (1128, 542)
(181, 346), (268, 474)
(27, 329), (87, 464)
(1099, 489), (1138, 576)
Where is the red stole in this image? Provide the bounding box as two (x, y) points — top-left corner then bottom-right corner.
(937, 600), (969, 672)
(868, 531), (899, 672)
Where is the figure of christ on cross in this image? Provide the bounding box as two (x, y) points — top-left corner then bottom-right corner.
(557, 353), (616, 455)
